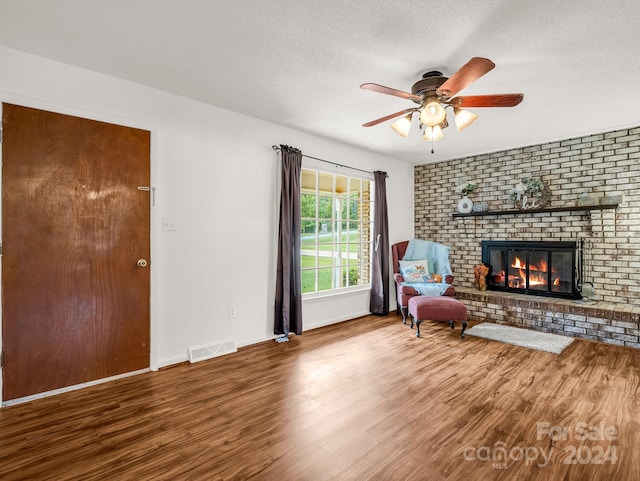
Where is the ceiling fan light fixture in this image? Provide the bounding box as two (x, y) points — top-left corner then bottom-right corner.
(360, 57), (524, 153)
(420, 101), (446, 127)
(390, 114), (412, 137)
(423, 125), (444, 141)
(454, 108), (478, 131)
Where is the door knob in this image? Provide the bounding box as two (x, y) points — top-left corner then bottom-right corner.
(137, 259), (148, 268)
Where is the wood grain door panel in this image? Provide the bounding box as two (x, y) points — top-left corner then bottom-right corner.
(2, 104), (150, 401)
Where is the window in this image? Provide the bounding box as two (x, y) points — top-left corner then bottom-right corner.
(300, 167), (373, 294)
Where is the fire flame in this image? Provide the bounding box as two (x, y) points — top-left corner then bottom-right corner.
(509, 256), (557, 288)
(512, 257), (525, 269)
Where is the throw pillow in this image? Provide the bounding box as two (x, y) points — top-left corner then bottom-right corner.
(399, 259), (430, 283)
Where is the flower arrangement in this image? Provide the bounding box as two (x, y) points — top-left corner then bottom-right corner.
(509, 177), (544, 202)
(509, 177), (550, 209)
(454, 179), (478, 197)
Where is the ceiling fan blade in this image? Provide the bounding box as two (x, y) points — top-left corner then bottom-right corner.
(361, 83), (422, 102)
(362, 108), (418, 127)
(436, 57), (496, 98)
(450, 94), (524, 108)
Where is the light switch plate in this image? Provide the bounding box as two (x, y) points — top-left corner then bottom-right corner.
(162, 216), (176, 231)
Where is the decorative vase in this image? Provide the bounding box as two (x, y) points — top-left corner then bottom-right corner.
(457, 196), (473, 214)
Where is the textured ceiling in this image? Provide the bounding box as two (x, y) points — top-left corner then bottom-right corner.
(1, 0), (639, 164)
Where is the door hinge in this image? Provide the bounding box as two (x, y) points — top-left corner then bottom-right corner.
(1, 352), (3, 368)
(0, 127), (3, 144)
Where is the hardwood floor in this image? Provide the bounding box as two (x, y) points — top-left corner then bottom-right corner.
(1, 314), (639, 480)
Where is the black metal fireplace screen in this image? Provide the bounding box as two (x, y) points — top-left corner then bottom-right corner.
(481, 240), (581, 299)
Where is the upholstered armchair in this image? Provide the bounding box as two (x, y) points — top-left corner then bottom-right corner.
(392, 240), (456, 323)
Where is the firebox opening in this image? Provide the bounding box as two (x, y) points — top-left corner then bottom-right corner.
(481, 241), (581, 300)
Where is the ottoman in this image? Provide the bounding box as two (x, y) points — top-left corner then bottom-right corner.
(408, 296), (468, 338)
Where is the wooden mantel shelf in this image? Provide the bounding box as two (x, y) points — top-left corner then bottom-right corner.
(452, 203), (619, 218)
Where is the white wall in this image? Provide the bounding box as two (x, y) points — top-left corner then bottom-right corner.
(0, 46), (414, 369)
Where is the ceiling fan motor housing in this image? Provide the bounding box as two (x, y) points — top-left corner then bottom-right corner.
(411, 71), (449, 103)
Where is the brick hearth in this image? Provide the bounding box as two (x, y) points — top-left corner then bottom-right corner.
(457, 287), (640, 348)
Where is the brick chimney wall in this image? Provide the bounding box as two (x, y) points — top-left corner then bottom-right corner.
(414, 126), (640, 307)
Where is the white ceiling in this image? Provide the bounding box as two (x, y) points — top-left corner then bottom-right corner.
(1, 0), (639, 164)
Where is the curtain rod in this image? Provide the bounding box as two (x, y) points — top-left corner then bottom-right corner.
(271, 145), (387, 177)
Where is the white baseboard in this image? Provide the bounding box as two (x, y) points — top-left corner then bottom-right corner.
(2, 368), (150, 407)
(157, 312), (372, 369)
(304, 311), (372, 331)
(157, 353), (189, 368)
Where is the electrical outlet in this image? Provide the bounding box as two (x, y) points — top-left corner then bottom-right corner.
(228, 307), (237, 319)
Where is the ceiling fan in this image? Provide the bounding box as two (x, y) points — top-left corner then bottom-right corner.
(361, 57), (523, 150)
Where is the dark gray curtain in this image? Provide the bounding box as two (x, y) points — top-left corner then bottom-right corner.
(370, 170), (390, 315)
(274, 145), (303, 337)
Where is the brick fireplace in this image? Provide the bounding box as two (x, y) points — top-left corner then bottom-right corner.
(412, 125), (640, 348)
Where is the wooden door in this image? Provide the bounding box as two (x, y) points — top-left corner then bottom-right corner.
(1, 103), (150, 402)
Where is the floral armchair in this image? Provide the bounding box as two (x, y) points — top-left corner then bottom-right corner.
(392, 240), (456, 323)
